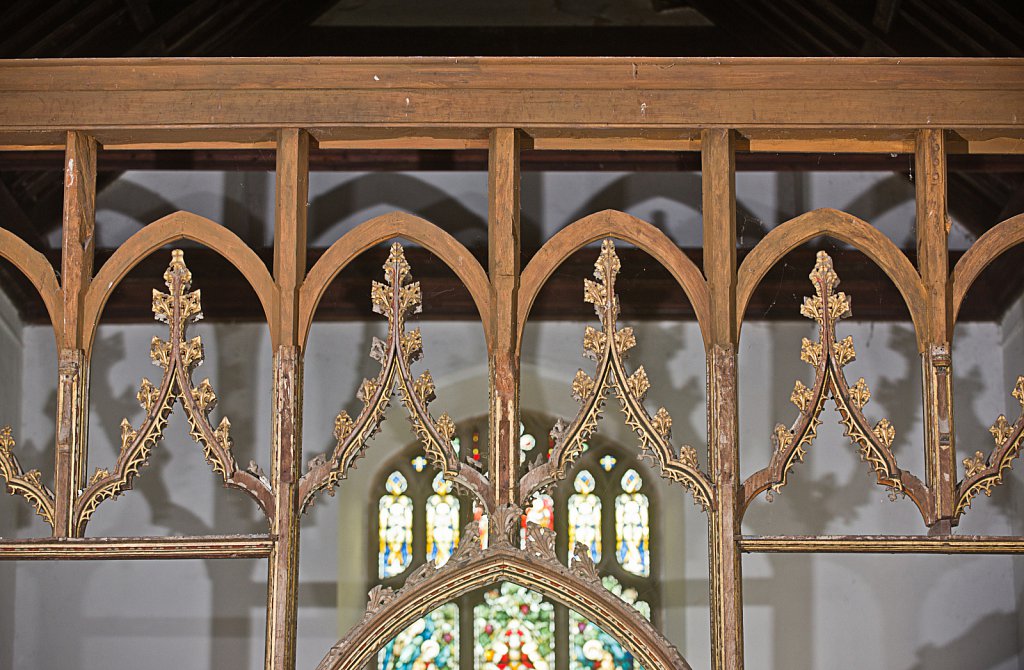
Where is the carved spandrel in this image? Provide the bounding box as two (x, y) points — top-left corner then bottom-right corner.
(0, 426), (55, 528)
(299, 243), (492, 514)
(955, 376), (1024, 517)
(73, 250), (274, 534)
(742, 251), (934, 524)
(520, 239), (714, 512)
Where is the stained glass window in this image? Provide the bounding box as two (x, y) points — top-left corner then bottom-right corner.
(427, 473), (460, 568)
(521, 492), (554, 546)
(373, 423), (658, 670)
(380, 602), (459, 670)
(474, 583), (555, 670)
(519, 421), (536, 464)
(570, 576), (650, 670)
(568, 470), (601, 563)
(615, 469), (650, 577)
(379, 470), (414, 579)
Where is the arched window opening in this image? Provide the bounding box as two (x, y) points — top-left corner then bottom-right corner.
(371, 412), (659, 670)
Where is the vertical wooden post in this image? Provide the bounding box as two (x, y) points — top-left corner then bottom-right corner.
(487, 128), (522, 511)
(916, 128), (956, 533)
(54, 131), (96, 538)
(266, 128), (309, 670)
(702, 128), (743, 670)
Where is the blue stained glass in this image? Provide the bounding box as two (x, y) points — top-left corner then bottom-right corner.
(568, 470), (601, 563)
(615, 469), (650, 577)
(427, 473), (460, 567)
(379, 471), (413, 578)
(570, 577), (649, 670)
(380, 602), (459, 670)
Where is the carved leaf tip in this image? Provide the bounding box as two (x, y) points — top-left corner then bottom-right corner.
(873, 418), (895, 448)
(572, 369), (595, 403)
(435, 412), (456, 442)
(626, 366), (650, 401)
(809, 250), (839, 296)
(849, 378), (871, 410)
(963, 450), (987, 479)
(357, 378), (378, 404)
(192, 378), (218, 413)
(773, 423), (794, 450)
(384, 242), (412, 287)
(570, 542), (601, 583)
(214, 417), (233, 449)
(582, 325), (606, 360)
(615, 327), (636, 354)
(137, 378), (159, 412)
(799, 338), (822, 367)
(990, 415), (1014, 446)
(414, 370), (437, 404)
(150, 336), (171, 369)
(401, 329), (423, 363)
(790, 380), (814, 412)
(1013, 376), (1024, 407)
(834, 336), (856, 367)
(652, 407), (673, 440)
(333, 411), (354, 442)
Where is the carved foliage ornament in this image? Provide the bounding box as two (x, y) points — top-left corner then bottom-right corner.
(519, 239), (714, 511)
(299, 243), (492, 514)
(74, 250), (273, 534)
(0, 426), (55, 527)
(742, 251), (934, 524)
(955, 376), (1024, 516)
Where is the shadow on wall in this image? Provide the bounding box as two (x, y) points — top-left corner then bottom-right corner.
(308, 173), (494, 248)
(739, 316), (1021, 669)
(906, 609), (1023, 670)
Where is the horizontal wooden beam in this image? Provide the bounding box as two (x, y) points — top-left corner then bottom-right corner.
(0, 58), (1021, 148)
(0, 534), (275, 560)
(740, 535), (1024, 554)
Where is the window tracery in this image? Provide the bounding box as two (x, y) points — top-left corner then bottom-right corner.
(372, 421), (658, 670)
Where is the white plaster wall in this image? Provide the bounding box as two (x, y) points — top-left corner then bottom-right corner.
(999, 293), (1024, 670)
(0, 287), (23, 670)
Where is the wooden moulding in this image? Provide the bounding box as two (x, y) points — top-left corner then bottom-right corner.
(0, 535), (275, 560)
(0, 59), (1022, 147)
(298, 211), (490, 351)
(517, 209), (711, 354)
(952, 212), (1024, 323)
(82, 210), (277, 354)
(736, 207), (928, 351)
(740, 535), (1024, 554)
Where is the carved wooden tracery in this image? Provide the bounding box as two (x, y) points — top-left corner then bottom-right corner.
(0, 58), (1022, 670)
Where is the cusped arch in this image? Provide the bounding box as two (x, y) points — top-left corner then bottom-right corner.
(316, 545), (689, 670)
(952, 212), (1024, 323)
(518, 209), (711, 352)
(737, 208), (927, 349)
(298, 211), (491, 350)
(0, 227), (62, 338)
(82, 210), (275, 354)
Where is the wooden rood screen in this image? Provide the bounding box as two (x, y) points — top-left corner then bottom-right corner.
(0, 57), (1023, 670)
